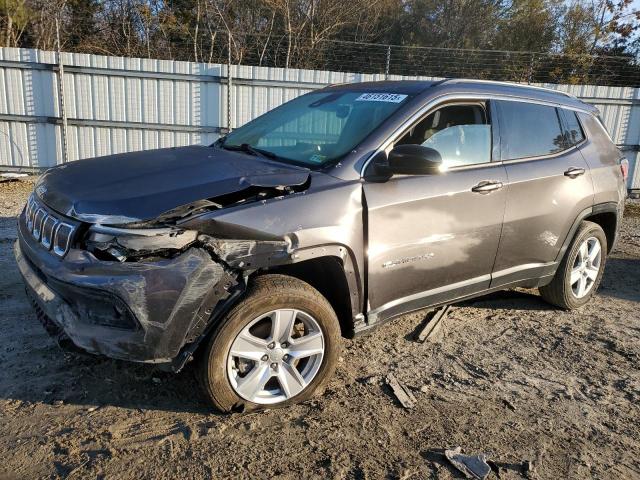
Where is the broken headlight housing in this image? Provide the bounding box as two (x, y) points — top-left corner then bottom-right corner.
(84, 225), (198, 262)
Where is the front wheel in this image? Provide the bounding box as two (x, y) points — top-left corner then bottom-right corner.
(198, 274), (342, 413)
(539, 221), (607, 310)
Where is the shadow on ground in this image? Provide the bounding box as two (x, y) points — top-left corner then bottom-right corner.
(458, 289), (552, 311)
(597, 257), (640, 303)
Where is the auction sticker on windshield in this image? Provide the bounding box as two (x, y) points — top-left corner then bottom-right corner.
(355, 93), (408, 103)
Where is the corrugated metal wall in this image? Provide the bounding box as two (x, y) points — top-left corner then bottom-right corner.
(0, 47), (638, 189)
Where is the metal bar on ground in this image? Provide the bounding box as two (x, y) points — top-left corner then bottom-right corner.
(415, 305), (451, 343)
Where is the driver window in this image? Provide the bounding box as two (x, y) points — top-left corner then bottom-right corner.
(395, 103), (492, 168)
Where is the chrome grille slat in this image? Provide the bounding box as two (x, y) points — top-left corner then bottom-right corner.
(53, 223), (74, 256)
(26, 194), (76, 257)
(32, 209), (46, 240)
(41, 216), (59, 249)
(26, 198), (36, 230)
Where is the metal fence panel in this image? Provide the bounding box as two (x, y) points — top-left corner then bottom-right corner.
(0, 47), (638, 190)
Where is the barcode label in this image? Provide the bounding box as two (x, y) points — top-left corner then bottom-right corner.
(355, 93), (408, 103)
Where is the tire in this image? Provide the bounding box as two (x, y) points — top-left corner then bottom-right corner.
(198, 274), (342, 413)
(539, 221), (607, 310)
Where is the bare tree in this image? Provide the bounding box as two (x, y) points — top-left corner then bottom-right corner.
(1, 0), (30, 47)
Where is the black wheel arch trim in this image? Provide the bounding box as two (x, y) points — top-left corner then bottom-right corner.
(555, 201), (620, 265)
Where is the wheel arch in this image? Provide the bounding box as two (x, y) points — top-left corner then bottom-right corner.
(169, 245), (362, 372)
(583, 210), (618, 253)
(555, 202), (620, 263)
(258, 252), (360, 338)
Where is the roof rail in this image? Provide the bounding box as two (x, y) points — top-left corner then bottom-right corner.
(440, 78), (577, 99)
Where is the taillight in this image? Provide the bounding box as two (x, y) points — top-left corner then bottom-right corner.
(620, 157), (629, 182)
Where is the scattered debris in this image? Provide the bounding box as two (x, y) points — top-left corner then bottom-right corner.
(502, 398), (516, 411)
(487, 458), (534, 478)
(1, 172), (28, 181)
(362, 375), (381, 386)
(415, 305), (451, 343)
(386, 373), (417, 409)
(524, 460), (534, 477)
(65, 457), (91, 480)
(444, 447), (492, 479)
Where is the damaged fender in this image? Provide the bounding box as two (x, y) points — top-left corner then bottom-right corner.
(179, 172), (366, 321)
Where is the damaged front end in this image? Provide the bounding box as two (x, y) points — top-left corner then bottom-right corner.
(16, 217), (242, 370)
(15, 160), (311, 371)
(83, 225), (199, 262)
(67, 218), (296, 369)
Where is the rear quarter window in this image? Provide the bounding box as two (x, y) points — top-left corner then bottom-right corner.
(497, 101), (565, 160)
(561, 109), (586, 146)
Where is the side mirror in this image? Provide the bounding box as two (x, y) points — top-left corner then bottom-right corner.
(386, 144), (443, 175)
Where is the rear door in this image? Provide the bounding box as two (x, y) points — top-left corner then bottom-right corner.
(491, 100), (594, 287)
(364, 100), (507, 322)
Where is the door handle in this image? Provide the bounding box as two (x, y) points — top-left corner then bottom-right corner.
(471, 181), (504, 193)
(564, 167), (585, 178)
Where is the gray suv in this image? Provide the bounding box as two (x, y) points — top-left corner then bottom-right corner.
(15, 79), (628, 412)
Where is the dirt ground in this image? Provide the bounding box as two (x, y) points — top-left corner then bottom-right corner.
(1, 177), (639, 480)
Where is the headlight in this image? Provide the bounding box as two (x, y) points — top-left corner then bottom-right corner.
(84, 225), (198, 262)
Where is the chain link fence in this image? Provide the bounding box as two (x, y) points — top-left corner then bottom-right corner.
(169, 32), (640, 87)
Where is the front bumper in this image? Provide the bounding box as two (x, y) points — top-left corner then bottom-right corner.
(15, 213), (233, 364)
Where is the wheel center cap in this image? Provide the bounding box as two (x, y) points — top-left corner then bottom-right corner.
(269, 348), (284, 362)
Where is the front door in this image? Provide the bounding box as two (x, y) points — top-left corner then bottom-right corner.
(363, 101), (507, 323)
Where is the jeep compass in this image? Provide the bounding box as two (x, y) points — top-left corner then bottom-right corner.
(15, 79), (628, 412)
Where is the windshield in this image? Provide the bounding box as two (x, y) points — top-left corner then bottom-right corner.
(220, 91), (411, 167)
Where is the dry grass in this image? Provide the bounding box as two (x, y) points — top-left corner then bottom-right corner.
(626, 200), (640, 218)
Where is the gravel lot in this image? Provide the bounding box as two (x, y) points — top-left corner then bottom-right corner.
(1, 177), (639, 479)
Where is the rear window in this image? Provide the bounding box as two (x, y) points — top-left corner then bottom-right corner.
(497, 101), (565, 160)
(562, 110), (585, 146)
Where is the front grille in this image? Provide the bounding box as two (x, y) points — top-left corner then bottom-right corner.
(25, 194), (77, 257)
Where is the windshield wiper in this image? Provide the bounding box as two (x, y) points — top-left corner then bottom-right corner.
(221, 143), (278, 160)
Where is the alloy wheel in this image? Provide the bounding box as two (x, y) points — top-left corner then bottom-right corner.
(226, 309), (325, 404)
(570, 236), (602, 298)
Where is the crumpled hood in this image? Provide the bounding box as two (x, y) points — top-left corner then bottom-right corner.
(35, 145), (310, 225)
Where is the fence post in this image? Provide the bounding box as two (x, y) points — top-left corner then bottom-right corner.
(385, 45), (391, 79)
(227, 32), (233, 132)
(527, 53), (535, 84)
(55, 17), (69, 163)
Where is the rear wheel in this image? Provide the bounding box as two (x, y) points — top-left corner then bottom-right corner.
(198, 274), (341, 413)
(539, 221), (607, 309)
